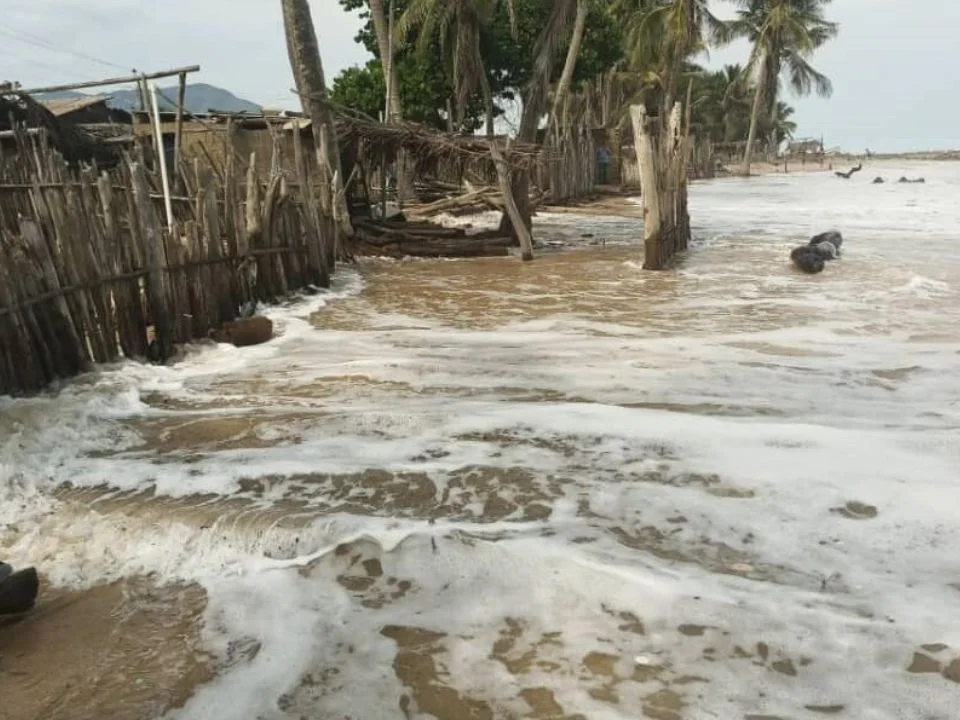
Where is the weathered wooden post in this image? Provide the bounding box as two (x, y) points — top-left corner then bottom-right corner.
(130, 161), (173, 360)
(629, 102), (691, 270)
(490, 140), (534, 262)
(174, 71), (187, 190)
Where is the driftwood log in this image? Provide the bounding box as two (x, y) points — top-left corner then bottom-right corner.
(349, 218), (511, 258)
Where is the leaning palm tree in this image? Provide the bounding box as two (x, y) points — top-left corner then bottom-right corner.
(548, 0), (590, 132)
(720, 0), (838, 176)
(396, 0), (515, 135)
(498, 0), (579, 237)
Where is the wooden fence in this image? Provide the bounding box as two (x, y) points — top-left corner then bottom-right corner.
(0, 127), (336, 396)
(540, 127), (596, 204)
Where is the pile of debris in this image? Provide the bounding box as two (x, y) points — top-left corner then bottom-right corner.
(350, 217), (513, 259)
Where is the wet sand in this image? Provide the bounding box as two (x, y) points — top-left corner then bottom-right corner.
(0, 579), (211, 720)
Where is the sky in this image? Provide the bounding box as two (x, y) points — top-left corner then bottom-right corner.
(1, 1), (957, 153)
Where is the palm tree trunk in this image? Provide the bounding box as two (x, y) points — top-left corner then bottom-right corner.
(741, 56), (766, 177)
(368, 0), (414, 202)
(368, 0), (402, 122)
(498, 0), (578, 238)
(550, 0), (589, 132)
(281, 0), (352, 239)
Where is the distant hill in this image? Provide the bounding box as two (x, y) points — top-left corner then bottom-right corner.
(36, 83), (261, 115)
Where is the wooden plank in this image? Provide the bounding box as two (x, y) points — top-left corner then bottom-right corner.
(19, 65), (201, 95)
(174, 71), (187, 187)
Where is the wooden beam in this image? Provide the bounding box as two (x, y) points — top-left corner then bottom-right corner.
(174, 71), (187, 178)
(18, 65), (200, 96)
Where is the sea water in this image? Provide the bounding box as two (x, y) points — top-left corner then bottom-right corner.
(1, 161), (959, 719)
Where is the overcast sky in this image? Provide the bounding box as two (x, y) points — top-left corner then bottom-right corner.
(1, 1), (956, 153)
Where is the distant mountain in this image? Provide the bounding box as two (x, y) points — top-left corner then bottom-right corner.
(36, 83), (261, 115)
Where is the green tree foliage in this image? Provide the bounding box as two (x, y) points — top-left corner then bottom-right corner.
(333, 0), (621, 132)
(331, 0), (830, 158)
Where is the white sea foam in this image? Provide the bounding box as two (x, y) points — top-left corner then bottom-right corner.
(3, 166), (960, 719)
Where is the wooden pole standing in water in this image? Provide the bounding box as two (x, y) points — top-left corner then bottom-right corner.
(490, 140), (534, 262)
(630, 102), (691, 270)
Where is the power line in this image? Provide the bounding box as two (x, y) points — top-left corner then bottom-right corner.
(0, 23), (129, 73)
(0, 46), (90, 82)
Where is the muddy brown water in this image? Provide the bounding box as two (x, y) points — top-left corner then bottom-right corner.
(3, 169), (960, 719)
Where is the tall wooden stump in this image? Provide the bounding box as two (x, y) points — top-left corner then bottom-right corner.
(630, 103), (691, 270)
(491, 141), (535, 262)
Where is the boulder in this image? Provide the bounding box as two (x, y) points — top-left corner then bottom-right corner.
(809, 229), (844, 253)
(872, 176), (885, 184)
(0, 566), (39, 615)
(211, 315), (274, 348)
(790, 245), (826, 274)
(813, 240), (839, 260)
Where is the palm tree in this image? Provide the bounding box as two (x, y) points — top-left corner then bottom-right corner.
(768, 99), (797, 146)
(721, 0), (838, 176)
(281, 0), (352, 241)
(615, 0), (724, 112)
(368, 0), (402, 123)
(499, 0), (579, 237)
(548, 0), (590, 132)
(396, 0), (515, 135)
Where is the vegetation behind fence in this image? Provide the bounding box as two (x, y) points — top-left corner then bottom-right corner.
(0, 128), (336, 396)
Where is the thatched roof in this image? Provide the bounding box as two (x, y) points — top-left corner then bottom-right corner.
(332, 112), (545, 171)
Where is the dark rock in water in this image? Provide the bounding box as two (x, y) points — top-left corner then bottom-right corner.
(812, 240), (839, 260)
(809, 229), (843, 253)
(211, 315), (274, 348)
(790, 246), (826, 274)
(0, 562), (12, 583)
(0, 566), (39, 615)
(872, 176), (885, 184)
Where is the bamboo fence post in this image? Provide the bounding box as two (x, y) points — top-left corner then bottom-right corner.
(19, 218), (88, 374)
(130, 161), (173, 360)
